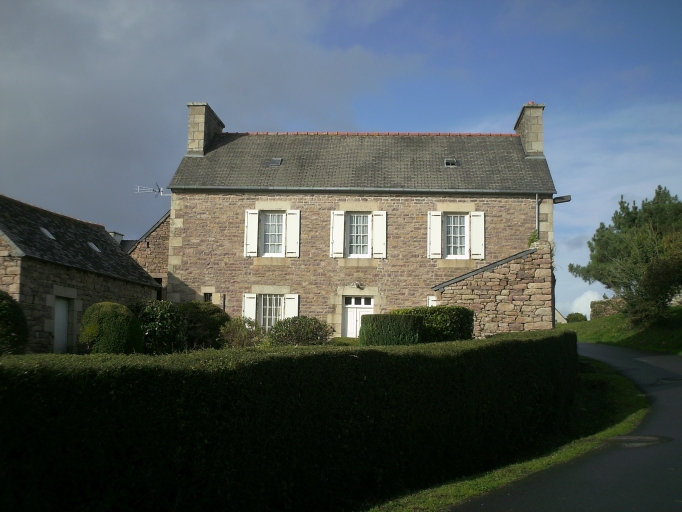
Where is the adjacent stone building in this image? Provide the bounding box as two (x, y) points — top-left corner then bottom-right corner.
(166, 102), (558, 336)
(126, 211), (170, 300)
(0, 195), (159, 353)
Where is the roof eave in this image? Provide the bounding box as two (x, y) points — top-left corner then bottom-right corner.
(168, 185), (558, 195)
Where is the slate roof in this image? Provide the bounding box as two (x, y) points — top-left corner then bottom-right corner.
(0, 195), (158, 288)
(169, 132), (556, 194)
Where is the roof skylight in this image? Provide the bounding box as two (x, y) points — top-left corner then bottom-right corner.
(88, 242), (101, 253)
(269, 158), (283, 167)
(40, 227), (56, 240)
(444, 158), (459, 167)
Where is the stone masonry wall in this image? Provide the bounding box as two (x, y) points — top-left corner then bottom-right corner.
(439, 242), (553, 338)
(18, 258), (156, 353)
(168, 192), (552, 335)
(129, 215), (170, 298)
(0, 237), (21, 300)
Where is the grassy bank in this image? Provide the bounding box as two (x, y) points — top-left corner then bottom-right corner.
(555, 305), (682, 355)
(364, 356), (648, 511)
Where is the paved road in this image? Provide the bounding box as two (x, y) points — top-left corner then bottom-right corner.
(449, 343), (682, 512)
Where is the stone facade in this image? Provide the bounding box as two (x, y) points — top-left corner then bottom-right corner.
(437, 242), (554, 338)
(129, 214), (170, 299)
(167, 191), (553, 335)
(6, 257), (156, 353)
(0, 237), (21, 300)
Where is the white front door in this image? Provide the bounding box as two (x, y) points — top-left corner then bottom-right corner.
(342, 296), (374, 337)
(54, 297), (69, 354)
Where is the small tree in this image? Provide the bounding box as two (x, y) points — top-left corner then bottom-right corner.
(176, 301), (230, 350)
(0, 290), (29, 355)
(566, 312), (587, 323)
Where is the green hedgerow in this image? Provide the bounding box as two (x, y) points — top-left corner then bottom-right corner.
(391, 305), (474, 342)
(267, 316), (334, 346)
(176, 301), (230, 350)
(127, 300), (187, 354)
(79, 302), (143, 354)
(0, 290), (29, 355)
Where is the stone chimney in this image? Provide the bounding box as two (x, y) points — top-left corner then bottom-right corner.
(108, 231), (124, 244)
(514, 102), (545, 155)
(187, 102), (225, 156)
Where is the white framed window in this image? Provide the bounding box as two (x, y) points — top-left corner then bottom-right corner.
(242, 293), (299, 330)
(427, 211), (484, 260)
(244, 210), (300, 258)
(427, 296), (438, 307)
(330, 210), (386, 258)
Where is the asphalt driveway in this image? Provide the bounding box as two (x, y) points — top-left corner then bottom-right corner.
(449, 343), (682, 512)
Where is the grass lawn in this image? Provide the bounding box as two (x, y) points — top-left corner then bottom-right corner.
(362, 356), (649, 512)
(555, 304), (682, 355)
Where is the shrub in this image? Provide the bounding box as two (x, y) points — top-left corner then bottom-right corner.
(176, 301), (230, 350)
(79, 302), (143, 354)
(391, 305), (474, 342)
(267, 316), (334, 346)
(358, 314), (424, 346)
(219, 317), (266, 348)
(127, 300), (187, 354)
(566, 312), (588, 323)
(622, 256), (682, 324)
(0, 290), (29, 355)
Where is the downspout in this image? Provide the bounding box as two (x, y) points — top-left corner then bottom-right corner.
(535, 193), (540, 238)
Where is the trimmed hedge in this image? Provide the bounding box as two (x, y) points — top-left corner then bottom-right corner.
(0, 291), (28, 356)
(358, 314), (425, 346)
(79, 302), (143, 354)
(0, 331), (577, 511)
(391, 305), (474, 342)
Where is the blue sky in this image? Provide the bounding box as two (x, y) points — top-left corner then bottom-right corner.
(1, 0), (681, 317)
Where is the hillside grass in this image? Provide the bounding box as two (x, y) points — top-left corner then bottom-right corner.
(364, 356), (648, 511)
(555, 304), (682, 355)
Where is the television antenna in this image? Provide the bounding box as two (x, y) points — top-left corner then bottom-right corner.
(135, 183), (170, 197)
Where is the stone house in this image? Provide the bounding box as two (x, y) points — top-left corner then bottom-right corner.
(166, 102), (558, 337)
(125, 210), (170, 300)
(0, 195), (159, 353)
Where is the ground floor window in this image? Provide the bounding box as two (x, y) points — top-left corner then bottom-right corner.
(258, 294), (283, 331)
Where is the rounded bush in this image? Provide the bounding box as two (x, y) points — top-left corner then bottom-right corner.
(0, 290), (29, 355)
(127, 300), (187, 354)
(79, 302), (143, 354)
(219, 317), (266, 348)
(176, 301), (230, 350)
(566, 312), (587, 323)
(267, 316), (334, 346)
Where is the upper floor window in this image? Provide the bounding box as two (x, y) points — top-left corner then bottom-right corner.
(330, 210), (386, 259)
(427, 211), (485, 260)
(244, 209), (300, 258)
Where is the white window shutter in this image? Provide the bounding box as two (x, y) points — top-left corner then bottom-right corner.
(285, 210), (300, 258)
(283, 294), (299, 319)
(244, 210), (259, 257)
(330, 211), (345, 258)
(470, 211), (485, 260)
(242, 293), (257, 321)
(372, 211), (387, 258)
(427, 211), (442, 258)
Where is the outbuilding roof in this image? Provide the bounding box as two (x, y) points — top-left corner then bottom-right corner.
(169, 132), (556, 194)
(0, 195), (159, 288)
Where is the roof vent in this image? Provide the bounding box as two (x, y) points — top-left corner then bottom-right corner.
(40, 227), (56, 240)
(269, 158), (283, 167)
(88, 242), (101, 253)
(444, 158), (459, 167)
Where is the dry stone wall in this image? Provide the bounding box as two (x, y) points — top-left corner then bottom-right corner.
(438, 242), (554, 338)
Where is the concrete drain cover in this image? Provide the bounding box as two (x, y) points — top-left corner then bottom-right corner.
(610, 435), (673, 448)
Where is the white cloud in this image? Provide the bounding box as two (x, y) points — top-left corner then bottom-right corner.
(570, 291), (602, 319)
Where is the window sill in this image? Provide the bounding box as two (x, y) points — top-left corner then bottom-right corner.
(252, 257), (291, 267)
(337, 258), (379, 268)
(437, 259), (476, 269)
